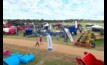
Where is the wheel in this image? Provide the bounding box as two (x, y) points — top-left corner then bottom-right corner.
(74, 31), (77, 35)
(91, 42), (96, 48)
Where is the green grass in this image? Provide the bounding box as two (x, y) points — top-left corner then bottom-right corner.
(51, 21), (104, 30)
(3, 22), (104, 65)
(93, 38), (104, 51)
(43, 58), (75, 65)
(3, 43), (76, 65)
(3, 32), (104, 51)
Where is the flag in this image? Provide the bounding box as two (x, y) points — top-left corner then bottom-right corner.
(46, 33), (53, 51)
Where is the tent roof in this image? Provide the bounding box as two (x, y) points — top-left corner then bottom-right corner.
(92, 25), (104, 29)
(44, 23), (49, 26)
(25, 27), (33, 31)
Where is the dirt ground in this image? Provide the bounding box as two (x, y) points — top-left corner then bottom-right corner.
(3, 37), (104, 61)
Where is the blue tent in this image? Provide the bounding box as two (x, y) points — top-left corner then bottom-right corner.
(25, 27), (33, 36)
(68, 26), (77, 35)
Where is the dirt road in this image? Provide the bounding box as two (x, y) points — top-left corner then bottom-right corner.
(3, 37), (104, 61)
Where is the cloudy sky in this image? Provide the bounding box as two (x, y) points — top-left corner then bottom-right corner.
(3, 0), (104, 20)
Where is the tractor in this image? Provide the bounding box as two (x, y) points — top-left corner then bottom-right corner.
(76, 52), (104, 65)
(74, 32), (96, 48)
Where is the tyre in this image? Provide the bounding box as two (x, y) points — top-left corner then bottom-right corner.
(74, 31), (77, 35)
(91, 42), (96, 48)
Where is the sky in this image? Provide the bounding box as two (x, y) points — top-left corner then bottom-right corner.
(3, 0), (104, 20)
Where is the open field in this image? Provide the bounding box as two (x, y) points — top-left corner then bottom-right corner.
(3, 30), (104, 51)
(3, 22), (104, 65)
(3, 37), (104, 61)
(51, 21), (104, 26)
(3, 43), (76, 65)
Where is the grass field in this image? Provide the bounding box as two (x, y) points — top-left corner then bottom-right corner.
(3, 43), (76, 65)
(3, 30), (104, 51)
(3, 22), (104, 65)
(51, 21), (104, 26)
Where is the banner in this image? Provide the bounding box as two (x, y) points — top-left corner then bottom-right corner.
(75, 21), (77, 28)
(64, 28), (74, 43)
(46, 33), (53, 51)
(49, 24), (52, 30)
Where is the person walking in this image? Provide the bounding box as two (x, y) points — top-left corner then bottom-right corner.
(35, 38), (40, 47)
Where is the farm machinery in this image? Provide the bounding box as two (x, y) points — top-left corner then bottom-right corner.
(76, 52), (104, 65)
(74, 32), (97, 48)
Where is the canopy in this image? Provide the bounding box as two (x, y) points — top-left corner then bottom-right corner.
(25, 27), (33, 31)
(44, 23), (49, 26)
(92, 25), (104, 29)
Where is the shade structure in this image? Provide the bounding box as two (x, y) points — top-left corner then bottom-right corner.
(25, 27), (33, 36)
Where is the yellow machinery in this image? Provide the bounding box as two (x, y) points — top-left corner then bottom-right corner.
(75, 31), (96, 48)
(91, 32), (101, 40)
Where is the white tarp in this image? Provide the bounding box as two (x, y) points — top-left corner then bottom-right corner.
(64, 28), (74, 43)
(46, 33), (53, 51)
(92, 25), (104, 29)
(44, 23), (49, 26)
(3, 28), (9, 32)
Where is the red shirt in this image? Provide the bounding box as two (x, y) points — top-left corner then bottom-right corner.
(40, 37), (42, 42)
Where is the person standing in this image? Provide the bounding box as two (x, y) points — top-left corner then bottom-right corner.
(56, 30), (60, 40)
(39, 35), (43, 45)
(35, 38), (40, 47)
(79, 26), (82, 34)
(16, 26), (18, 36)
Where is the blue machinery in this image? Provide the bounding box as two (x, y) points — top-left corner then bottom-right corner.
(3, 53), (35, 65)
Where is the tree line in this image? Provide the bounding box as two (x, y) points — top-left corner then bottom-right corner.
(3, 19), (104, 24)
